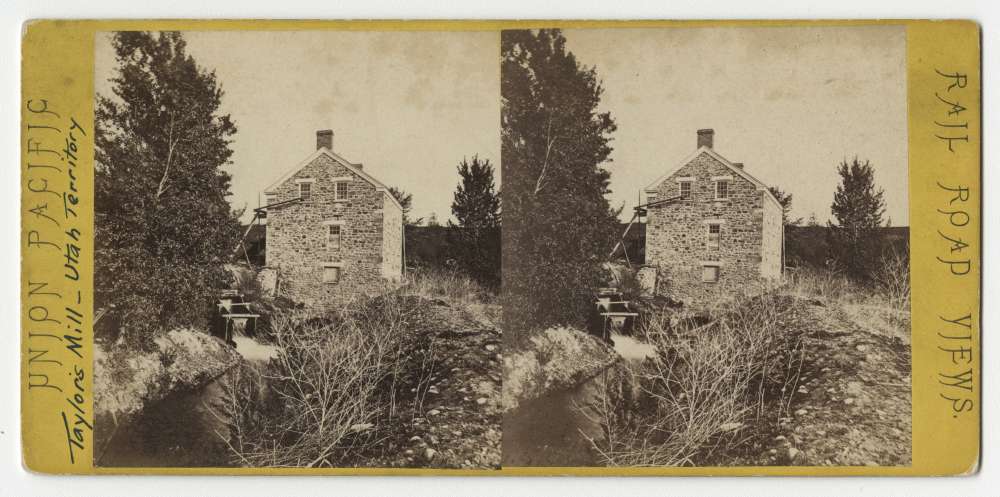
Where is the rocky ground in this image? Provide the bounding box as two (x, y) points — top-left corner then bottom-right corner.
(732, 295), (912, 466)
(362, 299), (503, 469)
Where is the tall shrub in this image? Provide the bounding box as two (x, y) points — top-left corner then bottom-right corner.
(501, 29), (619, 342)
(95, 32), (241, 341)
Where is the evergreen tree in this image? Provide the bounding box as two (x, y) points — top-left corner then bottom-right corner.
(768, 186), (802, 226)
(502, 29), (619, 340)
(827, 157), (886, 281)
(452, 155), (500, 230)
(450, 156), (501, 287)
(95, 31), (241, 343)
(388, 186), (421, 226)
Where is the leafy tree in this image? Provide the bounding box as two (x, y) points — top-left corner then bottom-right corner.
(95, 31), (242, 344)
(426, 213), (440, 227)
(768, 186), (802, 226)
(807, 212), (819, 227)
(388, 186), (422, 226)
(827, 157), (887, 281)
(502, 29), (619, 341)
(449, 155), (501, 287)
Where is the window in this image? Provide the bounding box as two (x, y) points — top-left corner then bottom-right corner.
(327, 225), (341, 250)
(299, 182), (312, 201)
(715, 180), (729, 200)
(707, 223), (721, 249)
(702, 265), (720, 283)
(335, 181), (348, 201)
(679, 181), (691, 199)
(322, 266), (340, 284)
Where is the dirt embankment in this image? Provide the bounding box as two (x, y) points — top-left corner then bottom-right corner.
(94, 329), (244, 467)
(364, 299), (503, 469)
(737, 295), (912, 466)
(501, 327), (619, 467)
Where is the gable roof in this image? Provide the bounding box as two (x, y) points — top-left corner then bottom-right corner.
(263, 147), (403, 211)
(644, 146), (781, 209)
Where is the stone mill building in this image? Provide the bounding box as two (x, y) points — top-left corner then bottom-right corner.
(643, 129), (783, 305)
(261, 129), (404, 309)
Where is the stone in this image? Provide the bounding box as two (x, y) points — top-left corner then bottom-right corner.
(795, 408), (808, 416)
(718, 422), (743, 432)
(428, 409), (441, 416)
(485, 344), (498, 352)
(476, 397), (489, 405)
(788, 447), (800, 461)
(844, 398), (855, 405)
(425, 448), (437, 460)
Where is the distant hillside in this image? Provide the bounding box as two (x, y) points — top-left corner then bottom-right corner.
(613, 223), (908, 268)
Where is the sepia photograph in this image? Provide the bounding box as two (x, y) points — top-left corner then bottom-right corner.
(501, 26), (911, 467)
(90, 30), (502, 469)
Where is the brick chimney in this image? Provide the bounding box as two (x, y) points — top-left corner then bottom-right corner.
(733, 162), (744, 169)
(316, 129), (333, 151)
(697, 128), (714, 149)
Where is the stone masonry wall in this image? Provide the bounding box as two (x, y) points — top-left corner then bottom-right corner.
(381, 192), (403, 282)
(645, 152), (775, 306)
(760, 191), (783, 280)
(266, 153), (391, 310)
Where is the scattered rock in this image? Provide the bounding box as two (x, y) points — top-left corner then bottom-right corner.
(844, 398), (855, 405)
(795, 408), (808, 416)
(425, 448), (437, 460)
(349, 423), (374, 433)
(476, 397), (489, 405)
(428, 409), (441, 416)
(788, 447), (800, 461)
(718, 422), (744, 432)
(774, 435), (787, 442)
(409, 435), (423, 443)
(485, 344), (498, 352)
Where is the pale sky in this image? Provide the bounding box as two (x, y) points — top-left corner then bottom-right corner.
(563, 26), (908, 225)
(95, 31), (500, 224)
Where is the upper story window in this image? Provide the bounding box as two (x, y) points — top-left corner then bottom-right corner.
(335, 181), (349, 201)
(327, 225), (341, 250)
(707, 223), (721, 249)
(299, 182), (312, 201)
(715, 180), (730, 200)
(679, 181), (692, 199)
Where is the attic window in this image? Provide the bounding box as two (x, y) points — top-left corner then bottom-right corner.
(715, 180), (730, 200)
(299, 182), (312, 201)
(679, 181), (692, 199)
(335, 181), (348, 201)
